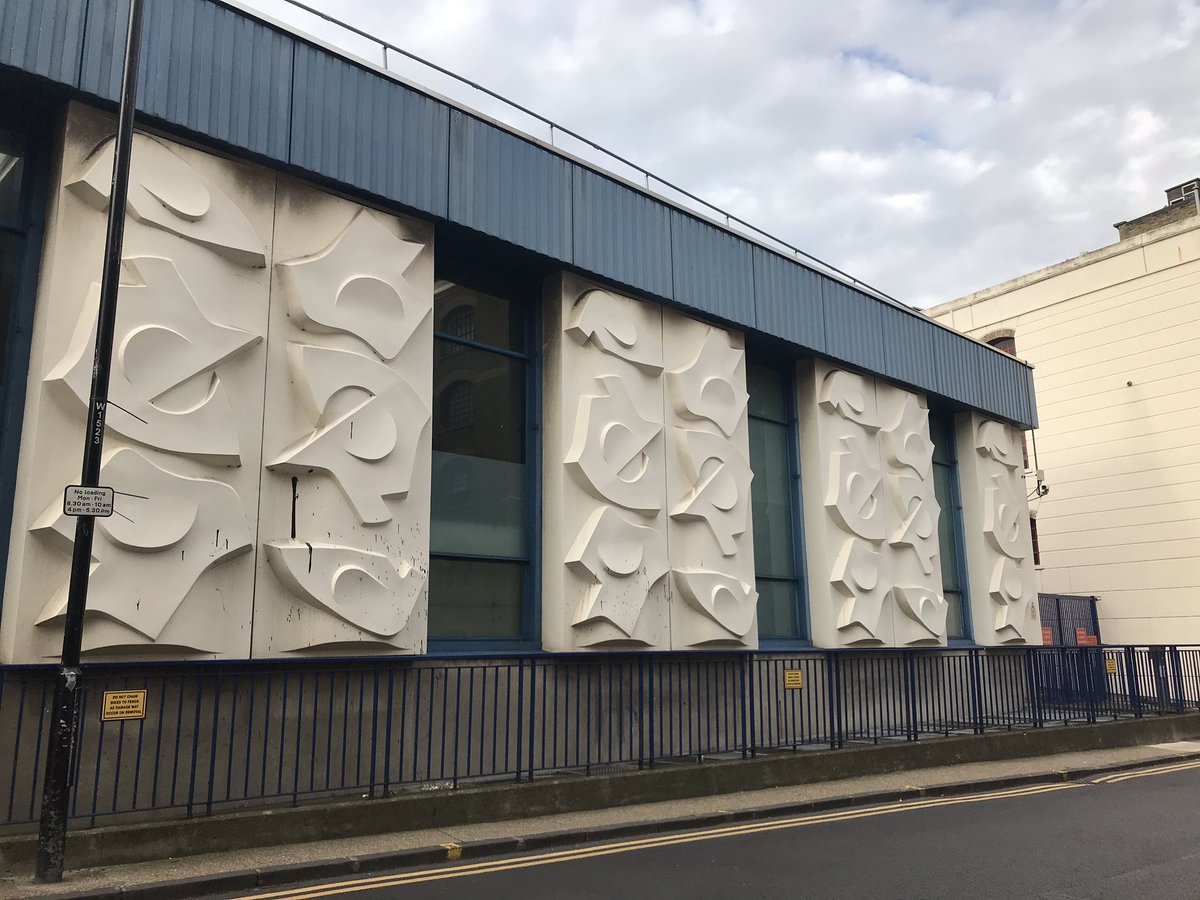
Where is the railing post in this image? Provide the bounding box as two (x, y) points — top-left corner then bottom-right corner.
(826, 652), (844, 749)
(1081, 649), (1097, 724)
(1024, 649), (1043, 728)
(968, 649), (984, 734)
(514, 659), (525, 783)
(647, 654), (656, 768)
(747, 654), (758, 758)
(902, 653), (917, 742)
(1124, 649), (1143, 718)
(1170, 646), (1186, 713)
(637, 656), (646, 770)
(527, 660), (538, 781)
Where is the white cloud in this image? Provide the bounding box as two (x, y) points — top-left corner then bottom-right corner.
(248, 0), (1200, 306)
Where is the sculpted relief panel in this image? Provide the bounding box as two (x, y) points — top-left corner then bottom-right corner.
(2, 107), (272, 660)
(959, 414), (1039, 644)
(253, 182), (432, 655)
(0, 104), (432, 662)
(799, 361), (946, 647)
(543, 277), (756, 651)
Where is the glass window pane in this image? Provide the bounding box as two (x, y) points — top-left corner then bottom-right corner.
(749, 417), (795, 577)
(756, 580), (799, 639)
(747, 363), (788, 421)
(0, 129), (23, 225)
(434, 281), (523, 352)
(945, 589), (965, 640)
(0, 231), (20, 377)
(428, 558), (525, 639)
(933, 463), (961, 593)
(430, 451), (526, 557)
(433, 344), (524, 464)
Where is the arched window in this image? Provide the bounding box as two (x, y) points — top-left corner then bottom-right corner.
(440, 380), (474, 430)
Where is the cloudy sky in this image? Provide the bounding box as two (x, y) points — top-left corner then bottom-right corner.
(249, 0), (1200, 307)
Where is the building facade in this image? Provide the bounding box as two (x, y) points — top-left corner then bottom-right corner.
(0, 0), (1040, 664)
(928, 184), (1200, 645)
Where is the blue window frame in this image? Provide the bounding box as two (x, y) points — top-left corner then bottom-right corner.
(929, 411), (972, 642)
(747, 361), (808, 643)
(428, 268), (540, 649)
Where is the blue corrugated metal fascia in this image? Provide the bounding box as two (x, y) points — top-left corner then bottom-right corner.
(822, 279), (885, 372)
(751, 248), (825, 354)
(79, 0), (132, 101)
(0, 0), (84, 85)
(1024, 364), (1039, 429)
(572, 168), (672, 300)
(670, 211), (755, 327)
(934, 324), (986, 411)
(449, 111), (572, 261)
(290, 44), (450, 218)
(134, 0), (293, 160)
(880, 308), (937, 391)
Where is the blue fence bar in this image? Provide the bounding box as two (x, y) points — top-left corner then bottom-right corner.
(2, 645), (1199, 831)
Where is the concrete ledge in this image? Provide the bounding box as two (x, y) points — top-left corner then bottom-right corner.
(3, 712), (1198, 876)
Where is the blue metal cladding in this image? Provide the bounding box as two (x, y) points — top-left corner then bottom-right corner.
(821, 279), (885, 372)
(1024, 364), (1039, 429)
(751, 248), (826, 354)
(669, 211), (755, 327)
(133, 1), (293, 160)
(449, 111), (572, 261)
(0, 0), (1037, 428)
(880, 308), (937, 391)
(572, 168), (672, 300)
(291, 46), (450, 218)
(0, 0), (84, 85)
(932, 324), (985, 411)
(79, 0), (131, 101)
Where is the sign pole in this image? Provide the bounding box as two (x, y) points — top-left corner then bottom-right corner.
(33, 0), (144, 882)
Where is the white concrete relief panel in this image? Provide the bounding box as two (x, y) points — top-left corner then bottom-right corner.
(958, 414), (1040, 644)
(1, 106), (271, 660)
(798, 361), (946, 647)
(543, 277), (757, 651)
(665, 313), (756, 647)
(252, 180), (432, 655)
(543, 278), (670, 649)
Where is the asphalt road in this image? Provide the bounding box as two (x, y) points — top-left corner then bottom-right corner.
(220, 759), (1200, 900)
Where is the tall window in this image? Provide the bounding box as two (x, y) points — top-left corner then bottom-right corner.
(929, 412), (970, 641)
(429, 277), (534, 643)
(0, 127), (26, 378)
(747, 363), (806, 641)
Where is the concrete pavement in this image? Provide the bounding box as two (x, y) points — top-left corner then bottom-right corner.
(6, 739), (1200, 899)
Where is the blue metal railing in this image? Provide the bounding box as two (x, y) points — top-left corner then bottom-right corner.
(1, 645), (1197, 831)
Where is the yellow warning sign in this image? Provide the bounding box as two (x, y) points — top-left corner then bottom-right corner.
(1105, 659), (1119, 675)
(101, 690), (147, 721)
(783, 670), (804, 690)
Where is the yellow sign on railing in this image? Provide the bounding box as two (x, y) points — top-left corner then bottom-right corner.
(101, 690), (147, 721)
(783, 670), (804, 690)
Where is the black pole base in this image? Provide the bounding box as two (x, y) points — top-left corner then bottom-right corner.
(32, 666), (82, 884)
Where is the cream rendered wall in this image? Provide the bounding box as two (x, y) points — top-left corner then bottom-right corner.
(0, 104), (432, 662)
(928, 217), (1200, 645)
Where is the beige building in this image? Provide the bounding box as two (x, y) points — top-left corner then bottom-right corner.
(927, 180), (1200, 645)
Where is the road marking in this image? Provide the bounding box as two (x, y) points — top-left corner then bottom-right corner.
(235, 782), (1081, 899)
(1092, 758), (1200, 784)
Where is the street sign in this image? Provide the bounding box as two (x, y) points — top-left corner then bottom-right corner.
(783, 670), (804, 689)
(101, 690), (146, 721)
(63, 485), (114, 517)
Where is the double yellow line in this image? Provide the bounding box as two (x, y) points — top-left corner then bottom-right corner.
(1092, 757), (1200, 784)
(237, 782), (1081, 899)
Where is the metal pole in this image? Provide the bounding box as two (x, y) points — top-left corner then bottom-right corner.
(33, 0), (144, 882)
